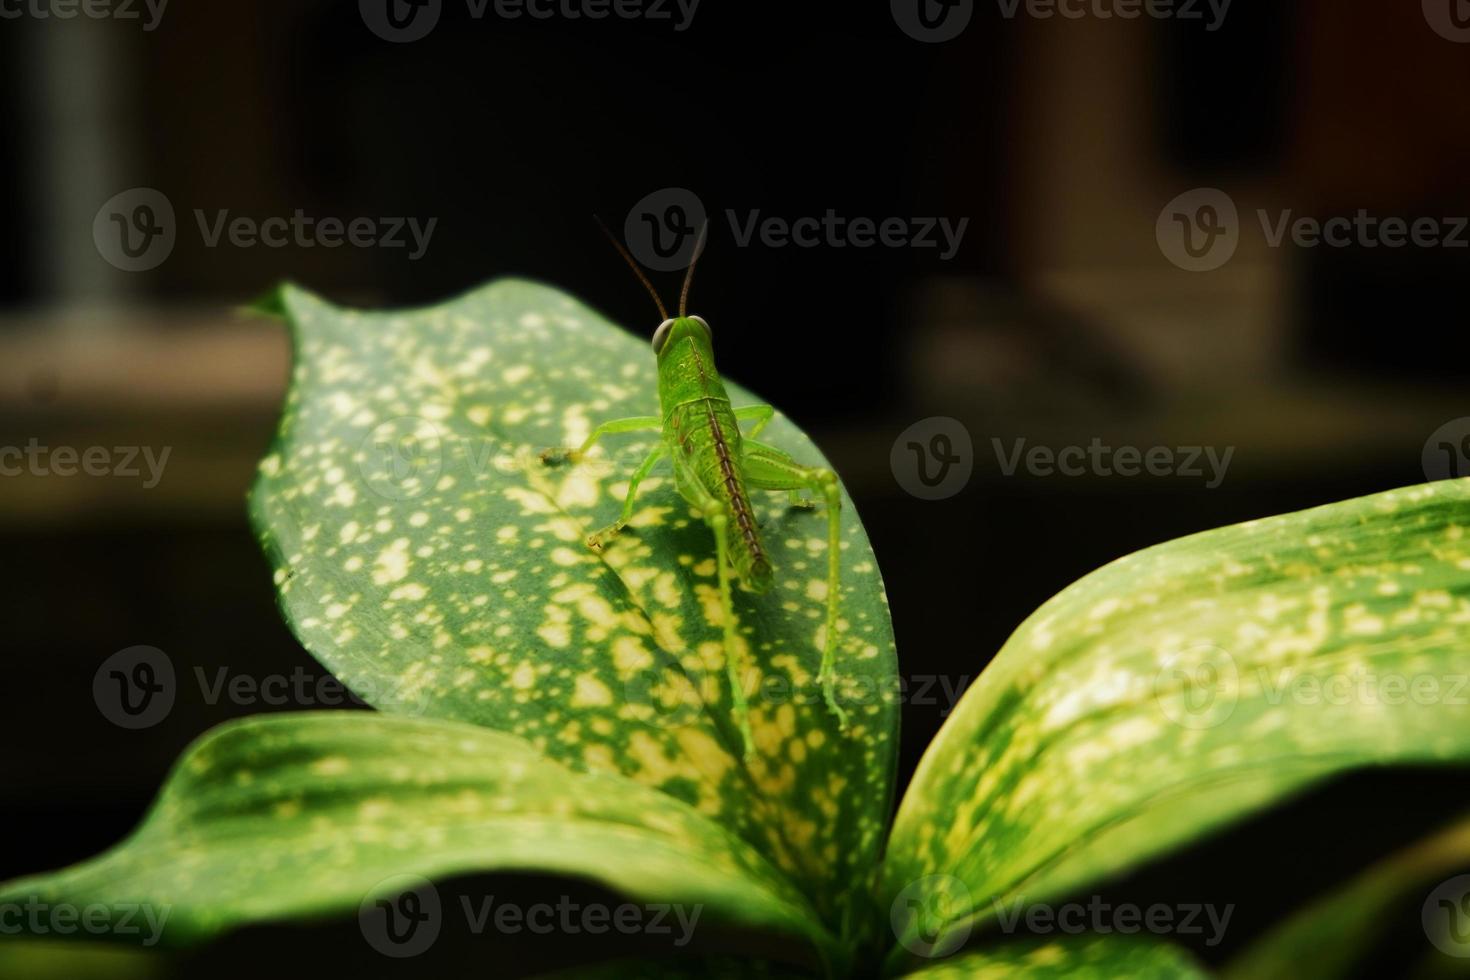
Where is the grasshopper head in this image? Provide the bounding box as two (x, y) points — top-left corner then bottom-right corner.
(652, 315), (711, 356)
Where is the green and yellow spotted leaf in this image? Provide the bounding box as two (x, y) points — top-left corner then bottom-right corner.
(0, 713), (835, 966)
(883, 479), (1470, 965)
(899, 935), (1208, 979)
(247, 281), (899, 931)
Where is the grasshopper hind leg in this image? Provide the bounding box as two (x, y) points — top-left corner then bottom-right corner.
(710, 510), (757, 759)
(673, 455), (758, 759)
(739, 442), (849, 729)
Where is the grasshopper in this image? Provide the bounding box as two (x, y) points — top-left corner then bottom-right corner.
(542, 225), (848, 757)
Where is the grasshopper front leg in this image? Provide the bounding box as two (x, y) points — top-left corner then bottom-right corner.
(539, 415), (661, 465)
(539, 415), (666, 548)
(739, 444), (849, 729)
(586, 446), (665, 549)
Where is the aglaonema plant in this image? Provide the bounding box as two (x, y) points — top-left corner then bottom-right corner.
(4, 279), (1470, 978)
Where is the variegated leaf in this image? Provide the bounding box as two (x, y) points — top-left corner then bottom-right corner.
(883, 479), (1470, 964)
(247, 281), (899, 933)
(0, 713), (835, 968)
(898, 935), (1208, 978)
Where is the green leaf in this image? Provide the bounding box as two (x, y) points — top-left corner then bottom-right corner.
(0, 941), (162, 980)
(898, 935), (1208, 978)
(534, 956), (817, 978)
(1225, 810), (1470, 979)
(882, 479), (1470, 963)
(247, 280), (899, 930)
(0, 713), (835, 969)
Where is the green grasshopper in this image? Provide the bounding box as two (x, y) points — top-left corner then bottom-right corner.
(542, 225), (848, 757)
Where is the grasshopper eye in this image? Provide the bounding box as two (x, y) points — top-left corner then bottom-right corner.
(689, 315), (711, 337)
(652, 318), (676, 353)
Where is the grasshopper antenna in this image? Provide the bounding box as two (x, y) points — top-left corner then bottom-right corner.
(678, 220), (709, 318)
(594, 215), (668, 321)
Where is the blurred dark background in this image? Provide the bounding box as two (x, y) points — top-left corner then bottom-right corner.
(3, 0), (1470, 976)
